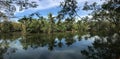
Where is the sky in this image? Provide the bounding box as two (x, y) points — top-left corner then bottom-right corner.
(11, 0), (104, 22)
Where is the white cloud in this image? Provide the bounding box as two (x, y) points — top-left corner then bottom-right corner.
(14, 0), (64, 14)
(77, 0), (104, 4)
(34, 0), (104, 10)
(34, 0), (63, 10)
(14, 0), (105, 15)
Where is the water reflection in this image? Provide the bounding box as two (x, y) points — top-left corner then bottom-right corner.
(81, 33), (120, 59)
(19, 33), (82, 50)
(0, 32), (119, 59)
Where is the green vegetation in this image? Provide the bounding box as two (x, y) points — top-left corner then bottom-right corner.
(0, 14), (83, 33)
(0, 1), (119, 59)
(0, 21), (22, 33)
(0, 0), (119, 35)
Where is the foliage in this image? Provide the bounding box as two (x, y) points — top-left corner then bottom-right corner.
(0, 21), (22, 33)
(0, 21), (12, 33)
(0, 0), (119, 34)
(82, 0), (120, 34)
(0, 0), (38, 20)
(58, 0), (78, 20)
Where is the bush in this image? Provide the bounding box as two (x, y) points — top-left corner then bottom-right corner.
(1, 21), (12, 33)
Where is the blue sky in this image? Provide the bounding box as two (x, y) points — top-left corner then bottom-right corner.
(11, 0), (104, 22)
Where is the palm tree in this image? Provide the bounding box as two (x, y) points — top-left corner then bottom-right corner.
(18, 16), (28, 33)
(48, 13), (55, 33)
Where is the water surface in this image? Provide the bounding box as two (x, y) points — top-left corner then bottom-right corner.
(0, 33), (120, 59)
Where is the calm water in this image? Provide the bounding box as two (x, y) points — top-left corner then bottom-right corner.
(0, 32), (120, 59)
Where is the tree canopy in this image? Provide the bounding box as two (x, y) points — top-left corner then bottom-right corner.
(0, 0), (38, 21)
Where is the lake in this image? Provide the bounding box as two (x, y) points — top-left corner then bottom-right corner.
(0, 32), (120, 59)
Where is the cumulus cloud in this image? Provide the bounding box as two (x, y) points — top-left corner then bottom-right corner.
(35, 0), (63, 10)
(15, 0), (104, 16)
(14, 0), (64, 14)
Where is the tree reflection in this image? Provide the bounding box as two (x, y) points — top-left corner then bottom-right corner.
(0, 33), (21, 59)
(20, 32), (78, 50)
(0, 32), (83, 59)
(0, 41), (8, 59)
(81, 33), (120, 59)
(65, 33), (76, 46)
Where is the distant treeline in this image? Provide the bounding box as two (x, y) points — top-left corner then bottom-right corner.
(0, 13), (119, 35)
(0, 0), (120, 35)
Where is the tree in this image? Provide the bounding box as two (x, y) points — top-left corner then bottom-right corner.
(0, 21), (13, 33)
(0, 0), (38, 21)
(83, 0), (120, 33)
(101, 0), (120, 33)
(48, 13), (55, 33)
(18, 16), (29, 33)
(58, 0), (78, 20)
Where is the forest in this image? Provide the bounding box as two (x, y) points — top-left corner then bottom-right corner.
(0, 0), (119, 35)
(0, 0), (120, 59)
